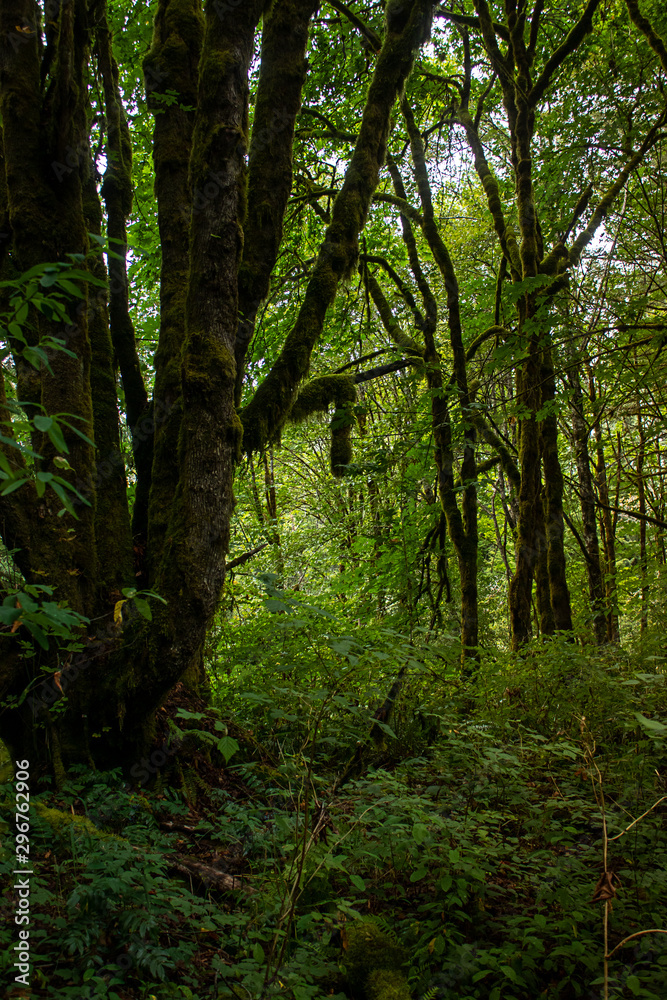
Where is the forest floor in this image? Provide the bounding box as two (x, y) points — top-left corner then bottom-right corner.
(1, 638), (667, 1000)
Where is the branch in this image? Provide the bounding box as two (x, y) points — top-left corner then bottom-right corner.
(385, 155), (437, 333)
(455, 107), (522, 275)
(236, 0), (319, 401)
(362, 253), (425, 329)
(595, 499), (667, 530)
(334, 349), (393, 373)
(365, 271), (425, 357)
(373, 191), (424, 224)
(529, 0), (601, 107)
(527, 0), (544, 61)
(436, 8), (510, 42)
(625, 0), (667, 74)
(327, 0), (382, 52)
(241, 0), (433, 453)
(563, 509), (596, 567)
(226, 542), (270, 570)
(568, 115), (667, 270)
(470, 414), (521, 490)
(353, 358), (420, 383)
(97, 8), (148, 431)
(606, 929), (667, 961)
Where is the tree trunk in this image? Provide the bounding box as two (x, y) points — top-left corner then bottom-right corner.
(540, 339), (573, 633)
(0, 0), (434, 776)
(570, 370), (606, 644)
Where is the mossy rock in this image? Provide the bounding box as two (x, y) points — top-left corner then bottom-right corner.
(343, 921), (410, 999)
(366, 968), (412, 1000)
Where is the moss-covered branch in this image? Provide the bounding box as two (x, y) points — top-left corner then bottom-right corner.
(454, 109), (521, 276)
(290, 374), (357, 475)
(437, 8), (510, 43)
(362, 253), (425, 329)
(529, 0), (601, 107)
(241, 0), (433, 454)
(236, 0), (318, 404)
(386, 154), (437, 334)
(373, 191), (424, 224)
(365, 271), (425, 357)
(625, 0), (667, 72)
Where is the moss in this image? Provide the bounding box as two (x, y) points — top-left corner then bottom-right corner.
(181, 334), (236, 400)
(365, 969), (411, 1000)
(290, 374), (356, 476)
(33, 802), (125, 845)
(345, 921), (407, 978)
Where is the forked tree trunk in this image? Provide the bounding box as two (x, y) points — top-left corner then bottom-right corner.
(0, 0), (433, 776)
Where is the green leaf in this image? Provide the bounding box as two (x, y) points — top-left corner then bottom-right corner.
(0, 478), (28, 495)
(410, 865), (428, 882)
(216, 735), (240, 764)
(349, 873), (366, 891)
(634, 712), (667, 733)
(412, 822), (429, 845)
(33, 414), (53, 433)
(133, 597), (152, 620)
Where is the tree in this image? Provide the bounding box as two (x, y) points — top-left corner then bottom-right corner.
(0, 0), (434, 775)
(1, 0), (666, 778)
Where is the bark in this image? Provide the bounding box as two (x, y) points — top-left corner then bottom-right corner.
(235, 0), (319, 404)
(0, 0), (98, 614)
(80, 136), (134, 599)
(590, 385), (620, 643)
(96, 2), (150, 566)
(570, 370), (606, 644)
(146, 0), (264, 696)
(534, 490), (555, 637)
(539, 338), (573, 633)
(142, 0), (204, 582)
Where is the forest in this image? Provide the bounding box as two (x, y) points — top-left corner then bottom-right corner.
(1, 0), (667, 996)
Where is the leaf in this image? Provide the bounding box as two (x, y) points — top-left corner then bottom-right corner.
(0, 478), (28, 495)
(410, 865), (428, 882)
(373, 720), (396, 739)
(349, 873), (366, 891)
(634, 712), (667, 734)
(22, 619), (49, 650)
(32, 414), (53, 433)
(411, 822), (429, 845)
(216, 735), (240, 764)
(47, 422), (69, 454)
(133, 597), (152, 620)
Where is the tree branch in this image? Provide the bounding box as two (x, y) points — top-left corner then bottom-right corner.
(529, 0), (601, 107)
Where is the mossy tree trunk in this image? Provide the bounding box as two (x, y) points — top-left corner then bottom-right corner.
(0, 0), (435, 775)
(570, 368), (606, 645)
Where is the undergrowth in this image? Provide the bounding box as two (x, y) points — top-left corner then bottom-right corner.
(2, 610), (666, 1000)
